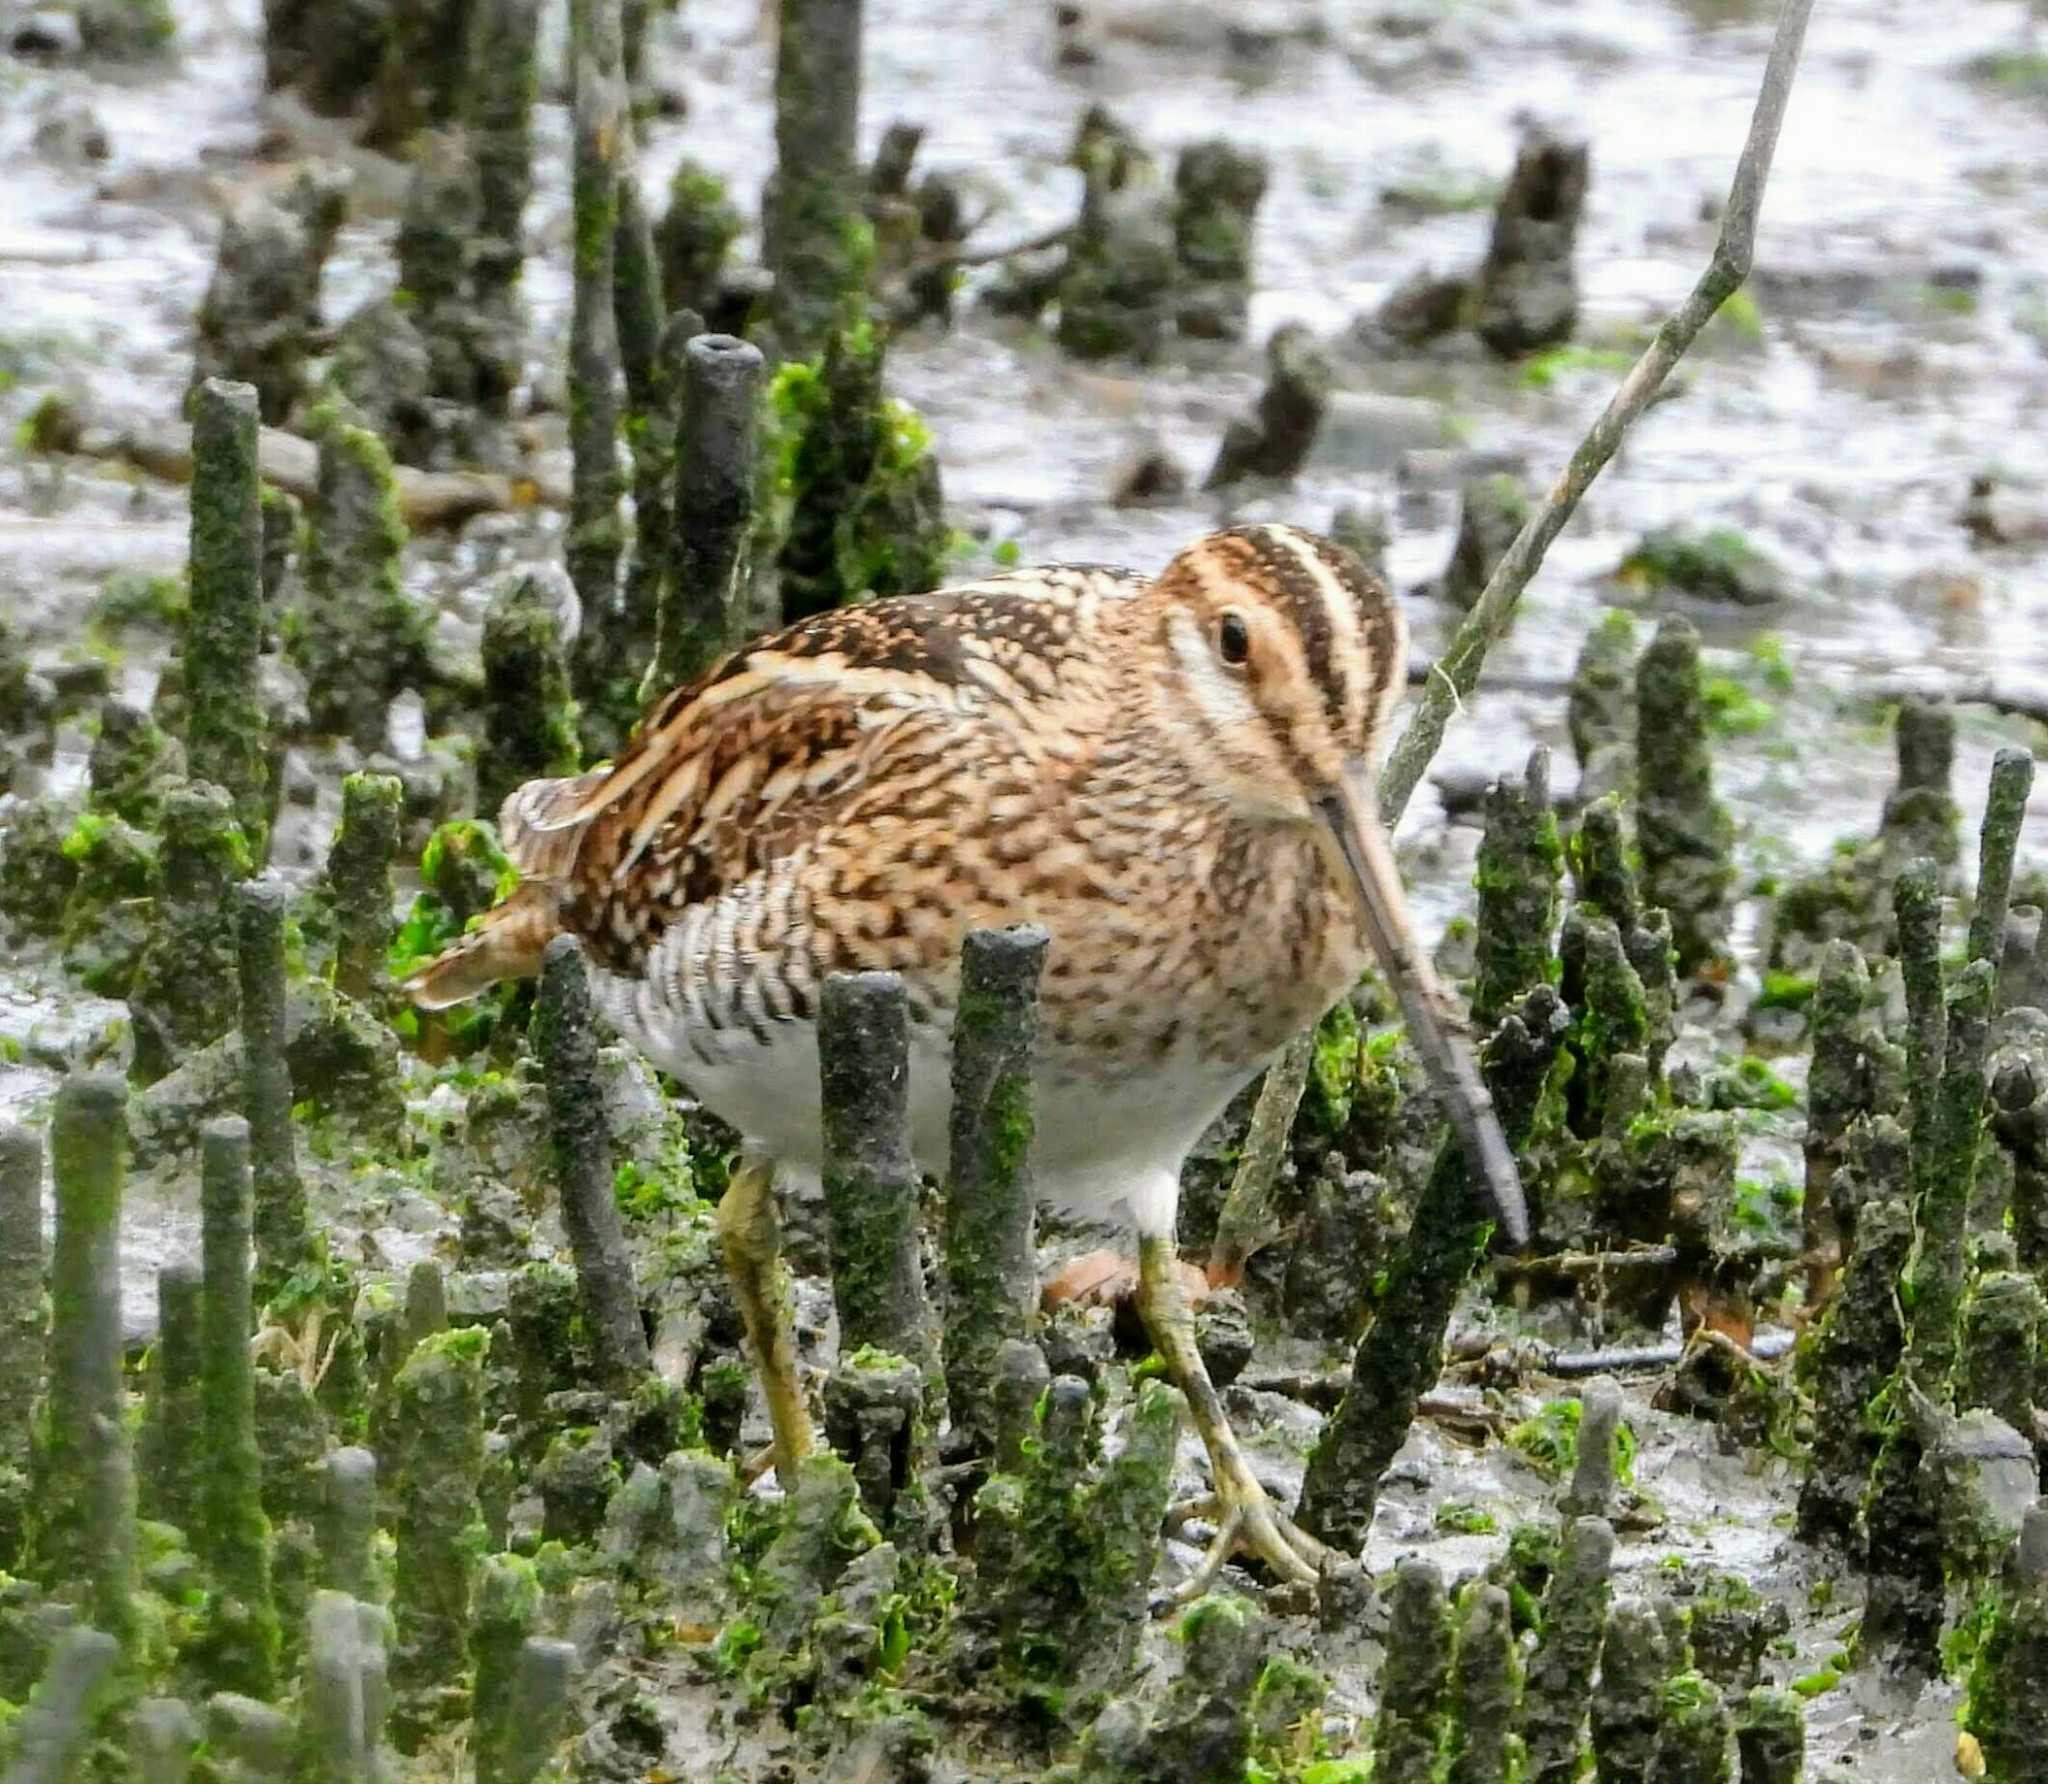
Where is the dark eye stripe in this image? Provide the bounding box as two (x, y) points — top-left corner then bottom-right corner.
(1236, 526), (1351, 730)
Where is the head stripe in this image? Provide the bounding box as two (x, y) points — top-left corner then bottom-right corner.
(1155, 522), (1408, 769)
(1223, 525), (1365, 733)
(1272, 526), (1357, 729)
(1315, 534), (1405, 740)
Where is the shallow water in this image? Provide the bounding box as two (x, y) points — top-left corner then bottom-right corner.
(3, 0), (2047, 1766)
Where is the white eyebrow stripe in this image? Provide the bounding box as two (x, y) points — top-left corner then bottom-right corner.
(1167, 608), (1261, 734)
(1270, 524), (1360, 720)
(1271, 521), (1411, 741)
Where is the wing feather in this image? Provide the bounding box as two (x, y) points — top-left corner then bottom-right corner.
(498, 769), (614, 880)
(419, 565), (1144, 993)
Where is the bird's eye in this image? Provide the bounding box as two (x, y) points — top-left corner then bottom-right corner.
(1217, 612), (1251, 667)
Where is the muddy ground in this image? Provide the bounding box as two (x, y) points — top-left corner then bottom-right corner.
(7, 0), (2048, 1775)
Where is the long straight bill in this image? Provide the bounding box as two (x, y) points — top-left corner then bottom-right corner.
(1318, 762), (1529, 1245)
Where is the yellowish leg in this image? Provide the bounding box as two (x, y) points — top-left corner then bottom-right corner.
(717, 1163), (814, 1486)
(1137, 1233), (1326, 1593)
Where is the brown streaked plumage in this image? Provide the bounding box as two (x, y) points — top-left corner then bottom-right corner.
(409, 522), (1522, 1587)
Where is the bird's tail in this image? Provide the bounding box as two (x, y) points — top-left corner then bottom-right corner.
(403, 883), (562, 1009)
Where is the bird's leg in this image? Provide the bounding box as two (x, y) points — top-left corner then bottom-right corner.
(717, 1162), (814, 1486)
(1136, 1233), (1326, 1593)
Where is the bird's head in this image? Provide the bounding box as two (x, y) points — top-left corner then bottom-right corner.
(1149, 523), (1527, 1243)
(1149, 522), (1408, 821)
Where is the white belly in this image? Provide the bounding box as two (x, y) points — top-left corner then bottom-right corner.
(589, 968), (1258, 1237)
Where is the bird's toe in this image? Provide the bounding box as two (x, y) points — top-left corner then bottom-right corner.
(1043, 1245), (1211, 1311)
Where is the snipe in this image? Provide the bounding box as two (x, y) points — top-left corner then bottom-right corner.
(409, 522), (1524, 1585)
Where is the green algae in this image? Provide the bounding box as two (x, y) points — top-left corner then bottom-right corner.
(387, 1326), (490, 1745)
(765, 321), (951, 620)
(969, 1376), (1180, 1706)
(1616, 526), (1788, 606)
(128, 779), (249, 1084)
(1471, 759), (1563, 1030)
(184, 379), (273, 857)
(293, 403), (431, 751)
(1373, 1557), (1453, 1782)
(191, 1119), (280, 1694)
(479, 572), (580, 820)
(31, 1074), (138, 1646)
(1635, 617), (1735, 976)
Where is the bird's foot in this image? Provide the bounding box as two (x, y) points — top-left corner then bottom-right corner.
(718, 1164), (815, 1486)
(1043, 1246), (1211, 1312)
(1172, 1450), (1327, 1599)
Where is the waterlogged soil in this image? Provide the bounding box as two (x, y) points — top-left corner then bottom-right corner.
(5, 0), (2048, 1773)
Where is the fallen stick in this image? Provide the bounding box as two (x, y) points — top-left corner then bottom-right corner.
(1494, 1327), (1797, 1381)
(0, 245), (99, 266)
(98, 419), (568, 532)
(1238, 1326), (1801, 1404)
(1233, 1371), (1510, 1434)
(1865, 674), (2048, 729)
(1497, 1245), (1681, 1279)
(908, 219), (1074, 277)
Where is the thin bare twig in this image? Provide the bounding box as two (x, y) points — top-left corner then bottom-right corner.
(1380, 0), (1813, 819)
(1211, 0), (1816, 1267)
(1406, 659), (1568, 696)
